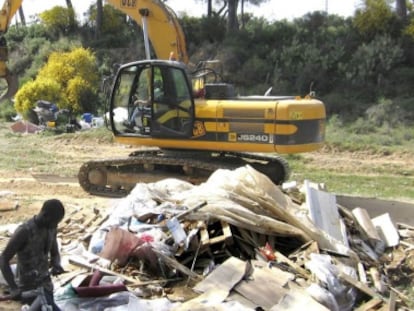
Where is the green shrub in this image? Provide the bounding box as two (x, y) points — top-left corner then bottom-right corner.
(349, 117), (377, 134)
(0, 100), (18, 121)
(366, 98), (403, 127)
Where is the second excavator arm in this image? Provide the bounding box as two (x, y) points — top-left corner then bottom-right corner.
(0, 0), (22, 32)
(0, 0), (23, 102)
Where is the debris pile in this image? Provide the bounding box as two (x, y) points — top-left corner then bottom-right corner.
(1, 165), (414, 310)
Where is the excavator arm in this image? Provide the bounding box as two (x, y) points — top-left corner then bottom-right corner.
(106, 0), (188, 63)
(0, 0), (22, 101)
(0, 0), (22, 31)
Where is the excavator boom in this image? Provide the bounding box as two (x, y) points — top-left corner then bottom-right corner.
(106, 0), (188, 63)
(0, 0), (22, 31)
(0, 0), (23, 102)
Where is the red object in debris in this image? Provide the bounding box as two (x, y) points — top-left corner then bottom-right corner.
(89, 269), (103, 286)
(10, 120), (41, 134)
(259, 242), (277, 261)
(140, 233), (154, 243)
(99, 227), (145, 266)
(74, 270), (127, 298)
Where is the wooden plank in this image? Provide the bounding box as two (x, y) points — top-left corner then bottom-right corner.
(53, 270), (88, 288)
(273, 250), (310, 279)
(352, 207), (385, 253)
(68, 255), (139, 284)
(397, 223), (414, 230)
(400, 240), (414, 250)
(387, 290), (396, 311)
(337, 203), (354, 220)
(221, 221), (233, 244)
(199, 223), (209, 246)
(200, 221), (233, 247)
(209, 221), (233, 245)
(153, 249), (202, 281)
(175, 201), (207, 220)
(337, 271), (379, 298)
(80, 214), (109, 242)
(377, 304), (390, 311)
(354, 298), (382, 311)
(369, 267), (386, 294)
(357, 262), (367, 284)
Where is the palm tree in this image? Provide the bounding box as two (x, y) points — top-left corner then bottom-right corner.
(65, 0), (76, 29)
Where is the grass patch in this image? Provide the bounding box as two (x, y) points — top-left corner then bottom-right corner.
(290, 168), (414, 201)
(286, 121), (414, 201)
(60, 126), (114, 143)
(0, 124), (114, 177)
(327, 116), (414, 152)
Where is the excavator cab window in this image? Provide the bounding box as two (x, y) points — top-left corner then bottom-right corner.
(110, 61), (195, 138)
(110, 64), (150, 134)
(151, 65), (194, 138)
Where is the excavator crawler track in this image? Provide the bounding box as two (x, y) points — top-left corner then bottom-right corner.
(78, 149), (290, 197)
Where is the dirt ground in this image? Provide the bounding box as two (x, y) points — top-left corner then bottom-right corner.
(0, 129), (131, 309)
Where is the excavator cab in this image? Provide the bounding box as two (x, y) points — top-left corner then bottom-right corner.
(110, 60), (195, 139)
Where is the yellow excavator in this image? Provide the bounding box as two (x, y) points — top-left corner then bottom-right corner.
(78, 0), (326, 197)
(0, 0), (21, 102)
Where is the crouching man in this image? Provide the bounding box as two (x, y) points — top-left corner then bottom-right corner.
(0, 199), (66, 310)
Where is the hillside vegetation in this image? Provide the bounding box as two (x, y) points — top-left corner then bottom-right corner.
(2, 1), (414, 121)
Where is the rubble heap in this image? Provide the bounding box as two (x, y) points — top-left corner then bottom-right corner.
(2, 165), (414, 310)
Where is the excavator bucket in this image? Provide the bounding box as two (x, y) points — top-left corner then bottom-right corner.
(0, 66), (18, 102)
(0, 39), (18, 103)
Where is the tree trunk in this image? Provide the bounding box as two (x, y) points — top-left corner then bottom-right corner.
(207, 0), (212, 17)
(18, 7), (26, 26)
(396, 0), (407, 21)
(240, 0), (245, 29)
(227, 0), (239, 34)
(96, 0), (103, 40)
(65, 0), (76, 30)
(65, 0), (73, 9)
